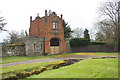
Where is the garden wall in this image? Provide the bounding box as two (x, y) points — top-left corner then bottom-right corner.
(71, 45), (118, 52)
(1, 37), (44, 57)
(2, 44), (26, 57)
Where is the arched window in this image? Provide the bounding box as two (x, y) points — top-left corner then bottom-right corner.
(50, 38), (59, 46)
(53, 22), (58, 29)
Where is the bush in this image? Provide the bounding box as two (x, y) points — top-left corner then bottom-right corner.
(31, 69), (40, 75)
(51, 61), (66, 69)
(40, 67), (47, 72)
(16, 71), (31, 78)
(91, 41), (106, 45)
(70, 38), (90, 47)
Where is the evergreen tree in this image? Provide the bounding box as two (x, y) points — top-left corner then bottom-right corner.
(62, 20), (73, 38)
(84, 29), (90, 41)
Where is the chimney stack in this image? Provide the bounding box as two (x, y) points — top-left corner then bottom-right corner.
(37, 13), (39, 17)
(30, 16), (32, 22)
(61, 14), (63, 20)
(45, 10), (47, 16)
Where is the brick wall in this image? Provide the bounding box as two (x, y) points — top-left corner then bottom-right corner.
(71, 45), (118, 52)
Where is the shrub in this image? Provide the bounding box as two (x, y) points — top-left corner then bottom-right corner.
(70, 38), (90, 47)
(51, 61), (66, 69)
(16, 71), (31, 78)
(31, 69), (40, 75)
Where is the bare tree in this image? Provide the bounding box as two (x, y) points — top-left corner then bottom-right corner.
(72, 27), (83, 38)
(95, 0), (120, 44)
(0, 16), (7, 32)
(3, 30), (27, 44)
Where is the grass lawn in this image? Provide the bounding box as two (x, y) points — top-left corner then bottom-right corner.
(94, 52), (118, 55)
(75, 52), (118, 55)
(1, 52), (118, 64)
(28, 58), (118, 78)
(1, 55), (55, 64)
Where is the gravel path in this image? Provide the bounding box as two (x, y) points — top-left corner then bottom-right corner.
(1, 55), (118, 67)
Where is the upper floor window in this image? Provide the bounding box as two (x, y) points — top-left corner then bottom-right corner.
(53, 22), (58, 29)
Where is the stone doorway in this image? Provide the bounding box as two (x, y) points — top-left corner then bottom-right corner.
(50, 38), (60, 54)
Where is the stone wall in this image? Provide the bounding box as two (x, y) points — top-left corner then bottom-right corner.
(71, 45), (118, 52)
(1, 36), (44, 57)
(25, 36), (44, 56)
(65, 39), (71, 53)
(2, 44), (26, 57)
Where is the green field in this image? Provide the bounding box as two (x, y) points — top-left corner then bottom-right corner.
(1, 55), (55, 64)
(28, 58), (118, 78)
(94, 52), (118, 55)
(1, 52), (118, 64)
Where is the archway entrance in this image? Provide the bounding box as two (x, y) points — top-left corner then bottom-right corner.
(50, 38), (60, 54)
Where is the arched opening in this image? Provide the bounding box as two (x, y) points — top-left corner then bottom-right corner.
(50, 38), (60, 54)
(50, 38), (59, 46)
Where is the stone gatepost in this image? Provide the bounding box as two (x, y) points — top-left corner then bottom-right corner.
(65, 38), (71, 53)
(0, 44), (2, 57)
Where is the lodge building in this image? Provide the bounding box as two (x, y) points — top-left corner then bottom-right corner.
(29, 10), (66, 55)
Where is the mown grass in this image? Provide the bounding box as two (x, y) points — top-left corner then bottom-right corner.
(1, 55), (56, 64)
(75, 52), (118, 55)
(1, 52), (118, 64)
(28, 58), (118, 78)
(95, 52), (118, 55)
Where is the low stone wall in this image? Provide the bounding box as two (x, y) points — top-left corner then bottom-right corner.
(2, 44), (26, 57)
(1, 37), (44, 57)
(71, 45), (118, 52)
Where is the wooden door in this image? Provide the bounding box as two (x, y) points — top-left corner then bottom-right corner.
(50, 46), (59, 54)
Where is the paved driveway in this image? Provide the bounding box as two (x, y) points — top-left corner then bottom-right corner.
(1, 54), (118, 67)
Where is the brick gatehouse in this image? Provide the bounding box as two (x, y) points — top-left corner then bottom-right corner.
(29, 10), (66, 55)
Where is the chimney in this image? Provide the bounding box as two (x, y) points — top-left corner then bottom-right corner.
(37, 13), (39, 17)
(30, 16), (32, 22)
(61, 14), (63, 20)
(45, 10), (47, 16)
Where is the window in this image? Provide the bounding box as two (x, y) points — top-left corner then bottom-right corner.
(53, 22), (58, 29)
(33, 43), (36, 50)
(41, 44), (42, 49)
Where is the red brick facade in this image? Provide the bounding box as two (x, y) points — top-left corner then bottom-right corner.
(29, 10), (66, 54)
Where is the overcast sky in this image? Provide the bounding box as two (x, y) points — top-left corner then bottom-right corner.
(0, 0), (106, 42)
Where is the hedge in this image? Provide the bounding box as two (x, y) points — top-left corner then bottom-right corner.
(70, 38), (90, 47)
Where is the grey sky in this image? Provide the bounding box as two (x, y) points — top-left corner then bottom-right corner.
(0, 0), (105, 42)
